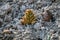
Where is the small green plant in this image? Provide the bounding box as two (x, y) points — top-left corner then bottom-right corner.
(47, 35), (51, 40)
(21, 9), (36, 25)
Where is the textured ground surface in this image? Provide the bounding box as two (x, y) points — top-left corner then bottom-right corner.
(0, 0), (60, 40)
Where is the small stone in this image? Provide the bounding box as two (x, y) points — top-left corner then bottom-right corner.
(3, 29), (13, 34)
(0, 18), (3, 27)
(36, 1), (42, 9)
(41, 10), (54, 22)
(34, 23), (40, 29)
(7, 0), (13, 2)
(58, 30), (60, 36)
(17, 0), (24, 5)
(20, 5), (26, 12)
(51, 36), (58, 40)
(27, 0), (36, 4)
(50, 29), (57, 34)
(4, 15), (12, 22)
(52, 0), (56, 3)
(0, 3), (12, 16)
(55, 0), (60, 3)
(37, 38), (42, 40)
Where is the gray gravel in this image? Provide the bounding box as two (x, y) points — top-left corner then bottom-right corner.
(0, 0), (60, 40)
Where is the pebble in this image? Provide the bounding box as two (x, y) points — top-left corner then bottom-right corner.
(4, 15), (12, 22)
(0, 3), (12, 16)
(27, 0), (37, 4)
(41, 10), (54, 22)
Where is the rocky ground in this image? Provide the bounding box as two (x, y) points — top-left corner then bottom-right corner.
(0, 0), (60, 40)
